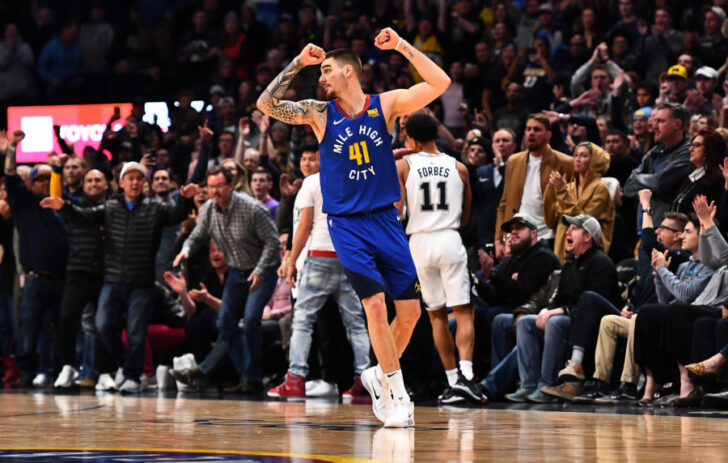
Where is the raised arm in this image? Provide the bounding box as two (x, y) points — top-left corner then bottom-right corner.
(4, 130), (24, 176)
(377, 28), (451, 127)
(256, 44), (328, 136)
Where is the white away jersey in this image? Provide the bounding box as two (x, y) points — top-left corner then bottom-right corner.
(404, 152), (463, 235)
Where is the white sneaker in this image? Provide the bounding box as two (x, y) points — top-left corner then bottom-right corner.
(32, 373), (52, 388)
(384, 398), (411, 428)
(119, 377), (141, 394)
(114, 367), (124, 386)
(95, 373), (118, 392)
(54, 365), (78, 388)
(305, 379), (322, 394)
(361, 366), (391, 424)
(306, 380), (339, 397)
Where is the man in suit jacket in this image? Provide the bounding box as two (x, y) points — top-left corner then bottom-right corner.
(495, 114), (573, 259)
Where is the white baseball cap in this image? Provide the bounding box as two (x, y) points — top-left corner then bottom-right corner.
(120, 161), (147, 179)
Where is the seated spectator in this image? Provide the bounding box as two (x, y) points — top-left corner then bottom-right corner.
(545, 213), (710, 401)
(635, 195), (728, 405)
(506, 214), (620, 403)
(494, 82), (531, 139)
(544, 142), (615, 261)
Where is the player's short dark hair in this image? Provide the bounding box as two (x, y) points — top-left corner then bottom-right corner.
(207, 165), (234, 184)
(404, 112), (439, 143)
(325, 48), (362, 78)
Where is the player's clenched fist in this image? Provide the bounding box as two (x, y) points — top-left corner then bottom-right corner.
(374, 27), (401, 50)
(298, 43), (325, 66)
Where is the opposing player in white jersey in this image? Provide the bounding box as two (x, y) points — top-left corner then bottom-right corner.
(395, 112), (485, 405)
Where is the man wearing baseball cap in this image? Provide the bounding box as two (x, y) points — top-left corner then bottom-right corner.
(3, 130), (68, 388)
(41, 161), (199, 393)
(665, 64), (689, 104)
(508, 213), (619, 402)
(690, 66), (720, 115)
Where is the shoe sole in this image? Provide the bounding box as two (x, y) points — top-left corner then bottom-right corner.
(541, 390), (579, 401)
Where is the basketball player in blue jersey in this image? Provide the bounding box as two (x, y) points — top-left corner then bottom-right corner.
(257, 28), (450, 428)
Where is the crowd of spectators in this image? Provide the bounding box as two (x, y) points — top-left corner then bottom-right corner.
(3, 0), (728, 408)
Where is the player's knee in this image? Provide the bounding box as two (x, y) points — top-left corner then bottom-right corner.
(399, 303), (420, 327)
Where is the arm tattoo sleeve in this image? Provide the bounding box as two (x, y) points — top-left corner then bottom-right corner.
(258, 59), (327, 125)
(4, 146), (16, 176)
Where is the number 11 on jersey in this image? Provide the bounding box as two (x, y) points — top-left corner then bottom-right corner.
(349, 141), (371, 166)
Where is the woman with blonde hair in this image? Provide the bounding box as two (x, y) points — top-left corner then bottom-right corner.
(221, 158), (252, 195)
(544, 141), (615, 262)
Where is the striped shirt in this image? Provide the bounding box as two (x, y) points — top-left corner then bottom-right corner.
(182, 192), (279, 276)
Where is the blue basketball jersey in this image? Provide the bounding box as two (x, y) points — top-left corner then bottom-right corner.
(319, 94), (400, 215)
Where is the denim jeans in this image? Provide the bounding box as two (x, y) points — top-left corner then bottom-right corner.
(18, 273), (64, 375)
(482, 347), (519, 398)
(0, 292), (13, 356)
(491, 313), (516, 367)
(516, 314), (571, 389)
(95, 283), (153, 379)
(289, 257), (370, 378)
(201, 266), (277, 382)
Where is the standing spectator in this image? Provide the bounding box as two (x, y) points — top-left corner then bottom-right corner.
(571, 43), (623, 117)
(519, 37), (555, 113)
(178, 10), (218, 93)
(0, 24), (36, 101)
(472, 129), (518, 246)
(696, 7), (728, 70)
(544, 142), (615, 262)
(515, 0), (540, 49)
(440, 62), (467, 138)
(36, 21), (83, 97)
(606, 0), (639, 44)
(623, 102), (693, 228)
(635, 8), (683, 80)
(41, 162), (197, 393)
(4, 131), (68, 388)
(151, 168), (179, 282)
(686, 66), (720, 116)
(664, 64), (690, 105)
(52, 168), (110, 388)
(251, 167), (279, 221)
(175, 166), (280, 394)
(79, 3), (115, 92)
(62, 156), (87, 202)
(495, 114), (573, 259)
(494, 83), (531, 140)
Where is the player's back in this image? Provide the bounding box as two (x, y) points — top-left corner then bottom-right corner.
(318, 94), (400, 216)
(404, 152), (463, 235)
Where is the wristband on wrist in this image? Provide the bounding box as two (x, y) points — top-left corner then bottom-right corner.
(395, 38), (403, 51)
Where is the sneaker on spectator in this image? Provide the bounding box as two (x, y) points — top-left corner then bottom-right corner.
(505, 387), (536, 403)
(342, 375), (368, 399)
(541, 382), (585, 400)
(438, 387), (466, 405)
(451, 375), (487, 405)
(77, 377), (97, 388)
(702, 389), (728, 409)
(267, 371), (305, 397)
(54, 365), (78, 389)
(2, 356), (20, 385)
(527, 389), (560, 403)
(307, 379), (338, 397)
(361, 366), (391, 424)
(32, 373), (52, 388)
(594, 382), (638, 404)
(119, 377), (141, 394)
(558, 360), (585, 381)
(572, 380), (609, 404)
(95, 373), (117, 392)
(141, 374), (157, 390)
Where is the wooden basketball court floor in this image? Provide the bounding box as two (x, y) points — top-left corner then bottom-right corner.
(2, 391), (728, 462)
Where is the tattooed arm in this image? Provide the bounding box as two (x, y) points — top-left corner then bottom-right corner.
(4, 130), (25, 176)
(375, 28), (451, 128)
(257, 44), (328, 137)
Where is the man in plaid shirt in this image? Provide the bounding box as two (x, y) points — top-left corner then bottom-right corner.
(175, 165), (280, 393)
